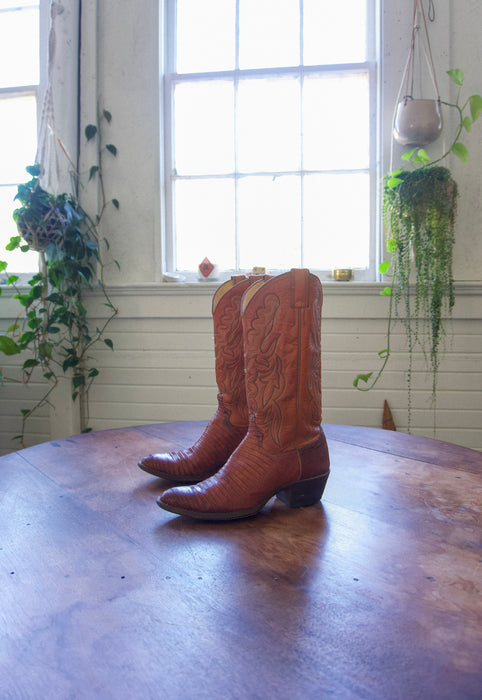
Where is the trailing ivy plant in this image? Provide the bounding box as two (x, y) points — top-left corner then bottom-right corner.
(0, 108), (119, 445)
(354, 70), (482, 431)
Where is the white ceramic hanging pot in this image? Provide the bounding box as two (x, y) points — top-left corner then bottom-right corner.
(394, 98), (443, 147)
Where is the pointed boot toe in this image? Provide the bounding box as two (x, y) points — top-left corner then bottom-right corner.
(157, 483), (212, 518)
(138, 451), (210, 482)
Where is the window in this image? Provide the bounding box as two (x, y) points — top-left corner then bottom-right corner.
(0, 0), (40, 274)
(163, 0), (379, 279)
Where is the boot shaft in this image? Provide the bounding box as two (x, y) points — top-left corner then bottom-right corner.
(242, 269), (323, 450)
(211, 275), (268, 427)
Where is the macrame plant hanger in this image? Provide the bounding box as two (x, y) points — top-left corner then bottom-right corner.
(392, 0), (442, 156)
(36, 2), (72, 197)
(25, 2), (71, 263)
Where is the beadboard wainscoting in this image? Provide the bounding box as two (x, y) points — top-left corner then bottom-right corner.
(1, 282), (481, 455)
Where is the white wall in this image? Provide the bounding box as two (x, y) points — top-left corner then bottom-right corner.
(1, 0), (481, 455)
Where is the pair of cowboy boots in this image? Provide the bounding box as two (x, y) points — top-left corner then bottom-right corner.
(138, 269), (330, 521)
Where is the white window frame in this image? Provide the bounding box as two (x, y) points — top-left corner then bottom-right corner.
(0, 0), (48, 281)
(161, 0), (380, 282)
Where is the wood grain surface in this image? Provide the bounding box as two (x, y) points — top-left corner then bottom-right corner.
(1, 422), (481, 699)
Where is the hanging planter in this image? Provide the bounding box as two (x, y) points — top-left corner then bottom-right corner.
(394, 97), (443, 146)
(14, 175), (68, 252)
(14, 153), (71, 256)
(354, 64), (482, 431)
(393, 0), (443, 147)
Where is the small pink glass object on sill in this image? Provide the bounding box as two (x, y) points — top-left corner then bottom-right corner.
(198, 257), (218, 281)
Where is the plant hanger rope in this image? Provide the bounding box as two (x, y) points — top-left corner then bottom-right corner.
(390, 0), (441, 171)
(36, 2), (70, 196)
(403, 0), (440, 103)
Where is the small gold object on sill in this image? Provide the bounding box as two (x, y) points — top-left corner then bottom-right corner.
(252, 266), (266, 275)
(333, 268), (353, 282)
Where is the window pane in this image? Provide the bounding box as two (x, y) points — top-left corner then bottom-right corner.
(237, 77), (300, 173)
(237, 176), (301, 270)
(176, 0), (235, 73)
(303, 73), (369, 171)
(0, 96), (37, 182)
(0, 1), (38, 7)
(0, 7), (39, 87)
(239, 0), (299, 69)
(303, 173), (370, 269)
(0, 185), (38, 273)
(175, 179), (235, 270)
(304, 0), (366, 65)
(174, 81), (234, 176)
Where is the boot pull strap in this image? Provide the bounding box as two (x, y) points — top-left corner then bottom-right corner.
(290, 268), (310, 309)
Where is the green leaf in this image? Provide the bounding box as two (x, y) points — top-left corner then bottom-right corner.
(0, 335), (21, 355)
(45, 292), (63, 304)
(417, 148), (431, 163)
(447, 68), (464, 86)
(353, 372), (373, 388)
(451, 142), (469, 163)
(22, 358), (39, 369)
(463, 116), (472, 132)
(6, 236), (21, 251)
(103, 109), (112, 123)
(112, 198), (120, 210)
(106, 144), (117, 156)
(21, 409), (30, 417)
(89, 165), (99, 181)
(380, 286), (392, 296)
(88, 367), (100, 378)
(62, 356), (79, 372)
(378, 349), (389, 358)
(469, 94), (482, 122)
(0, 260), (7, 273)
(379, 261), (390, 274)
(387, 177), (403, 189)
(7, 275), (19, 285)
(85, 124), (97, 141)
(7, 323), (19, 333)
(26, 164), (41, 177)
(104, 338), (114, 350)
(38, 342), (53, 358)
(387, 238), (397, 252)
(72, 375), (86, 389)
(401, 148), (416, 161)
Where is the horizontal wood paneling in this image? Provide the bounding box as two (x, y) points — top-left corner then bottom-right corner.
(1, 282), (481, 454)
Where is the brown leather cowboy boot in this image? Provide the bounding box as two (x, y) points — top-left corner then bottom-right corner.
(138, 275), (263, 482)
(157, 269), (330, 519)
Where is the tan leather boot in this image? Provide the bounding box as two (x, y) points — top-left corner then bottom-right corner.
(157, 269), (330, 519)
(138, 275), (257, 482)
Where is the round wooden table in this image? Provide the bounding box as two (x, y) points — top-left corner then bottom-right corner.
(1, 422), (481, 698)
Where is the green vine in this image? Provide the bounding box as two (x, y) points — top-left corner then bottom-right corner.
(354, 69), (482, 431)
(0, 108), (119, 445)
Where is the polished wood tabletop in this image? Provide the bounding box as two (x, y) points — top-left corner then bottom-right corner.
(1, 421), (481, 699)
